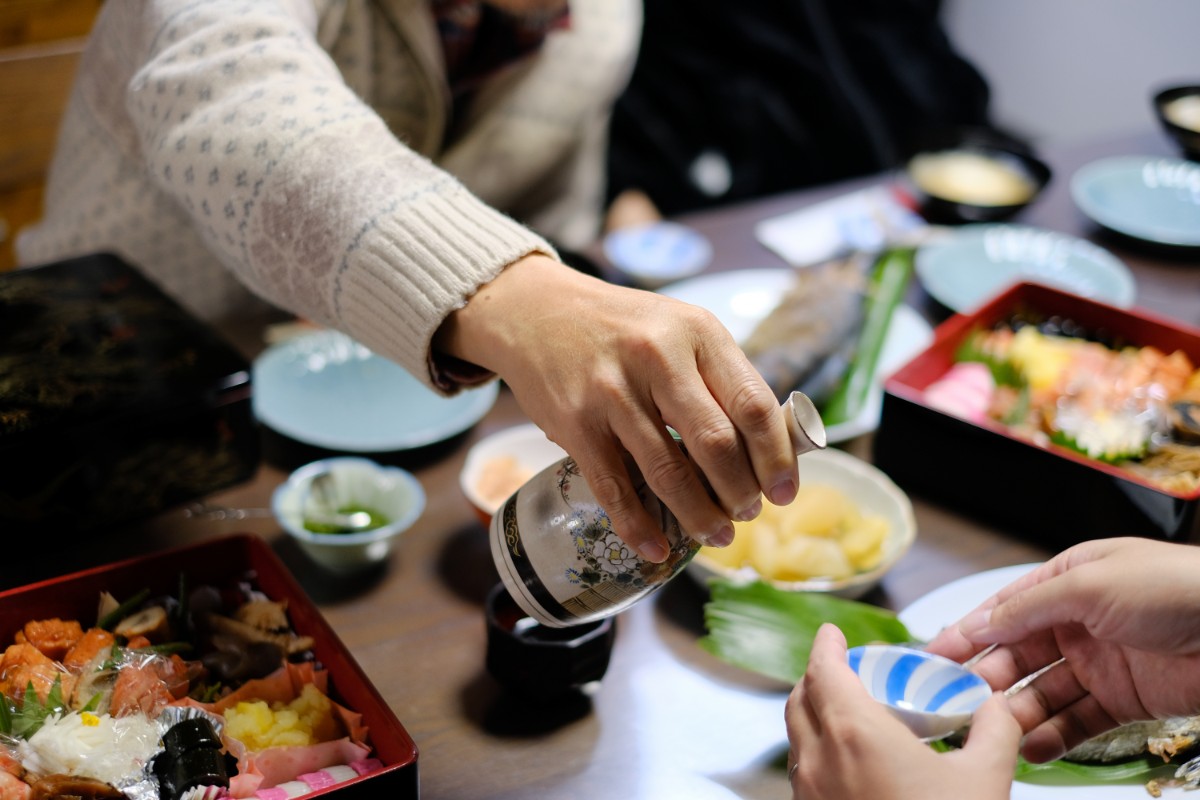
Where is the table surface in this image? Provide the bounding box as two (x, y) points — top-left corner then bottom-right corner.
(43, 130), (1200, 799)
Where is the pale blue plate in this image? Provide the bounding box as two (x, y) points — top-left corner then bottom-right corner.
(1071, 155), (1200, 248)
(603, 221), (712, 288)
(252, 330), (499, 452)
(915, 223), (1136, 314)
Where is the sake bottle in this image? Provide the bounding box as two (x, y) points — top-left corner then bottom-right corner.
(489, 391), (827, 628)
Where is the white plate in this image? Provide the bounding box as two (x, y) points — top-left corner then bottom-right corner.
(1071, 156), (1200, 248)
(899, 564), (1168, 799)
(658, 268), (934, 444)
(898, 563), (1039, 643)
(915, 224), (1137, 314)
(252, 330), (499, 452)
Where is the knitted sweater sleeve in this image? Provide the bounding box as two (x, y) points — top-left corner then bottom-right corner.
(122, 0), (552, 389)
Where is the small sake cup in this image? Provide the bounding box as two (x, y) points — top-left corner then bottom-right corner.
(848, 644), (992, 741)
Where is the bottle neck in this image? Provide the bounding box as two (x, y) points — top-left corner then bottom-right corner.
(784, 391), (827, 455)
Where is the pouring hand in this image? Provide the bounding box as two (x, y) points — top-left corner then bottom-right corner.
(434, 254), (799, 561)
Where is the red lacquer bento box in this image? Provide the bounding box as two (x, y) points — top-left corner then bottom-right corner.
(874, 282), (1200, 549)
(0, 533), (419, 799)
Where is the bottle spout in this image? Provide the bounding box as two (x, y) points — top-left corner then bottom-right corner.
(784, 391), (827, 455)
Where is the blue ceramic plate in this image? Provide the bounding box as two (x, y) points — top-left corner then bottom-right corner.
(252, 330), (499, 452)
(915, 224), (1136, 314)
(1071, 155), (1200, 248)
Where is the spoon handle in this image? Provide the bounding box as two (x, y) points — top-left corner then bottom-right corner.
(184, 502), (272, 520)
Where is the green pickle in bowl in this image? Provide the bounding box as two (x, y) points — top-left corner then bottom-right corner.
(302, 505), (390, 534)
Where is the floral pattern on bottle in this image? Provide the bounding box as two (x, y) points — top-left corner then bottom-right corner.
(555, 459), (697, 594)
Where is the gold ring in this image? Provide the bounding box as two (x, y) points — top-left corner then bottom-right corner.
(788, 762), (800, 782)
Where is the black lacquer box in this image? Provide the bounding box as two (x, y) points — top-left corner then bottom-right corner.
(0, 253), (259, 535)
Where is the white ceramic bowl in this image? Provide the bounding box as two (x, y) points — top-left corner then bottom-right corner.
(459, 424), (568, 527)
(848, 644), (991, 741)
(273, 457), (425, 573)
(688, 448), (916, 599)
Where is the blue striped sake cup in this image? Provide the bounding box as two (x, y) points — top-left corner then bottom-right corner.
(847, 644), (992, 741)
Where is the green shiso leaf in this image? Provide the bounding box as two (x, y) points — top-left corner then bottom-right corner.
(698, 578), (912, 684)
(1014, 754), (1173, 783)
(935, 742), (1175, 784)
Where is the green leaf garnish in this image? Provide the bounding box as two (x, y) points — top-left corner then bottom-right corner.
(1014, 754), (1176, 783)
(698, 578), (912, 684)
(3, 676), (69, 739)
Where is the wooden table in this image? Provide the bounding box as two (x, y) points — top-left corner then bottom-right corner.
(46, 130), (1200, 799)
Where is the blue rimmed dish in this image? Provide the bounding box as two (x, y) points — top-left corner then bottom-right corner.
(914, 223), (1136, 314)
(1071, 155), (1200, 249)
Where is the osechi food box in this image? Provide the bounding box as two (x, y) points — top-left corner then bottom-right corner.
(875, 282), (1200, 548)
(0, 535), (418, 800)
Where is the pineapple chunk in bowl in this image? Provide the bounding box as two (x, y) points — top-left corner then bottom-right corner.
(687, 448), (916, 599)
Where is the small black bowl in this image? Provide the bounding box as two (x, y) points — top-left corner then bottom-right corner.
(484, 583), (617, 700)
(1153, 84), (1200, 161)
(899, 127), (1052, 225)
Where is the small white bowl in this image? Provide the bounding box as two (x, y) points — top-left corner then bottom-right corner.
(848, 644), (991, 741)
(687, 448), (916, 599)
(459, 424), (567, 527)
(273, 457), (425, 574)
(602, 221), (713, 289)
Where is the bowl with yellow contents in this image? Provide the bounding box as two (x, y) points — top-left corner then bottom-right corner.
(900, 127), (1052, 225)
(688, 447), (916, 599)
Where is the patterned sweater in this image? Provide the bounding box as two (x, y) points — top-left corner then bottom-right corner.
(17, 0), (641, 390)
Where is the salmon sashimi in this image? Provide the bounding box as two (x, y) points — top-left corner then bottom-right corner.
(108, 654), (190, 717)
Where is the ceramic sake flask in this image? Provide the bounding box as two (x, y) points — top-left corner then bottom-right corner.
(489, 392), (827, 628)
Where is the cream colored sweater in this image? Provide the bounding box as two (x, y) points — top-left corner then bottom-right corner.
(17, 0), (641, 390)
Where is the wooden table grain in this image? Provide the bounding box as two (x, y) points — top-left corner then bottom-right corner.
(48, 129), (1200, 799)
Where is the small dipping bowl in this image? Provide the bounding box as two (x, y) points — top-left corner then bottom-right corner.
(602, 221), (713, 289)
(848, 644), (991, 741)
(459, 423), (568, 528)
(484, 582), (616, 700)
(901, 127), (1052, 225)
(1153, 84), (1200, 161)
(273, 457), (425, 574)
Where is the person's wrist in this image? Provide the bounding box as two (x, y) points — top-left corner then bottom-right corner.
(432, 253), (578, 373)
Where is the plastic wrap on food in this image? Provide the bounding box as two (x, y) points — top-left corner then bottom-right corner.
(16, 711), (160, 789)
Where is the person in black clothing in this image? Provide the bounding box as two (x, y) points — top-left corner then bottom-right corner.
(605, 0), (993, 222)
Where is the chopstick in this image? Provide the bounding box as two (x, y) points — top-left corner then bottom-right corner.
(1004, 656), (1068, 698)
(962, 643), (1068, 699)
(961, 642), (998, 670)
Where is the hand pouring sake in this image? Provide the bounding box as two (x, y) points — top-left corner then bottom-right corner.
(489, 391), (827, 628)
